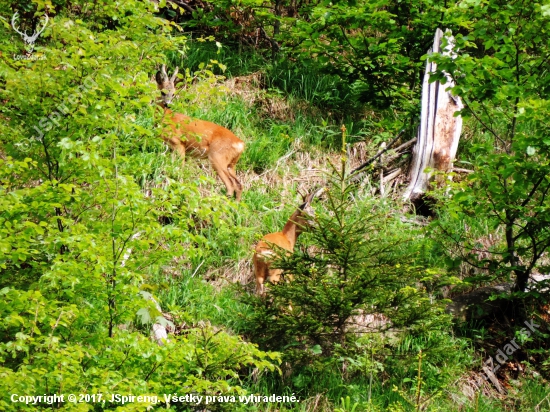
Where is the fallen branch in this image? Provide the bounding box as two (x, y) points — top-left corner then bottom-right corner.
(259, 26), (280, 53)
(168, 0), (194, 13)
(452, 167), (474, 174)
(393, 137), (417, 153)
(400, 216), (429, 226)
(382, 139), (417, 166)
(482, 364), (506, 394)
(379, 142), (386, 197)
(382, 168), (401, 184)
(350, 129), (406, 176)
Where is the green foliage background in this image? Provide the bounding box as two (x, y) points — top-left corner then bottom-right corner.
(0, 1), (278, 410)
(1, 0), (550, 411)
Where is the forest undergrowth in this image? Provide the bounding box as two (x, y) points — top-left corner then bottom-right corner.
(1, 1), (549, 410)
(142, 42), (550, 411)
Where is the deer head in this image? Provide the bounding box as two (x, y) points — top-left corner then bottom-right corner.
(11, 12), (49, 53)
(290, 188), (325, 236)
(155, 64), (179, 107)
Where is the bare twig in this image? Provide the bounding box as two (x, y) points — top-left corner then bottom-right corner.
(168, 0), (194, 13)
(393, 137), (417, 153)
(452, 167), (474, 174)
(259, 27), (280, 53)
(350, 129), (406, 176)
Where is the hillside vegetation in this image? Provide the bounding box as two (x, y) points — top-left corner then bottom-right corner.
(1, 0), (550, 411)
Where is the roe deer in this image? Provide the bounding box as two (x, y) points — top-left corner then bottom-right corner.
(253, 189), (324, 295)
(156, 65), (245, 201)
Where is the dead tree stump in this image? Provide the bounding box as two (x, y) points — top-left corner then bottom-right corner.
(403, 28), (464, 205)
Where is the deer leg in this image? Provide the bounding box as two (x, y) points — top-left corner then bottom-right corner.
(255, 269), (265, 296)
(257, 280), (265, 296)
(227, 157), (243, 201)
(256, 279), (265, 296)
(253, 254), (267, 296)
(254, 262), (265, 296)
(166, 138), (186, 167)
(209, 157), (235, 199)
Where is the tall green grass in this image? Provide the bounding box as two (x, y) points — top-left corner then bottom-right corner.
(157, 274), (251, 333)
(170, 39), (267, 77)
(265, 59), (353, 113)
(170, 39), (365, 116)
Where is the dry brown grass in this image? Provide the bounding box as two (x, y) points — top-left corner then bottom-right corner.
(449, 370), (506, 406)
(189, 135), (390, 289)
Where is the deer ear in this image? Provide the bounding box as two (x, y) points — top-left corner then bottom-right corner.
(312, 187), (325, 200)
(170, 67), (179, 83)
(155, 71), (162, 84)
(156, 64), (169, 84)
(155, 71), (167, 85)
(304, 187), (325, 205)
(297, 188), (307, 203)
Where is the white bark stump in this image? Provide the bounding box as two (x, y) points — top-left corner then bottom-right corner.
(403, 28), (464, 202)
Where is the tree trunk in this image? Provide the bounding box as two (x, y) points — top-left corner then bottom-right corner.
(403, 28), (464, 203)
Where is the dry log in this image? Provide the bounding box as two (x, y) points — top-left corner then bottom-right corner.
(482, 364), (506, 394)
(382, 168), (401, 184)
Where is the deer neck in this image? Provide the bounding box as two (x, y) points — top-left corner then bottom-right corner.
(156, 103), (173, 122)
(156, 100), (170, 111)
(281, 211), (306, 250)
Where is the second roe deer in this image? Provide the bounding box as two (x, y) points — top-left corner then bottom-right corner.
(253, 189), (324, 295)
(156, 65), (245, 201)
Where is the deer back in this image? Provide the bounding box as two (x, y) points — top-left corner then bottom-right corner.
(162, 110), (244, 159)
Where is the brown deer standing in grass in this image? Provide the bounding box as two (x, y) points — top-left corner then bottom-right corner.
(155, 65), (245, 201)
(253, 189), (324, 295)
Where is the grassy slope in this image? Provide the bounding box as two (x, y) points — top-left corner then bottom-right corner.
(138, 43), (549, 411)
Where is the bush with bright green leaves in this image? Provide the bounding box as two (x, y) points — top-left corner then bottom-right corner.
(0, 1), (279, 410)
(430, 1), (550, 297)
